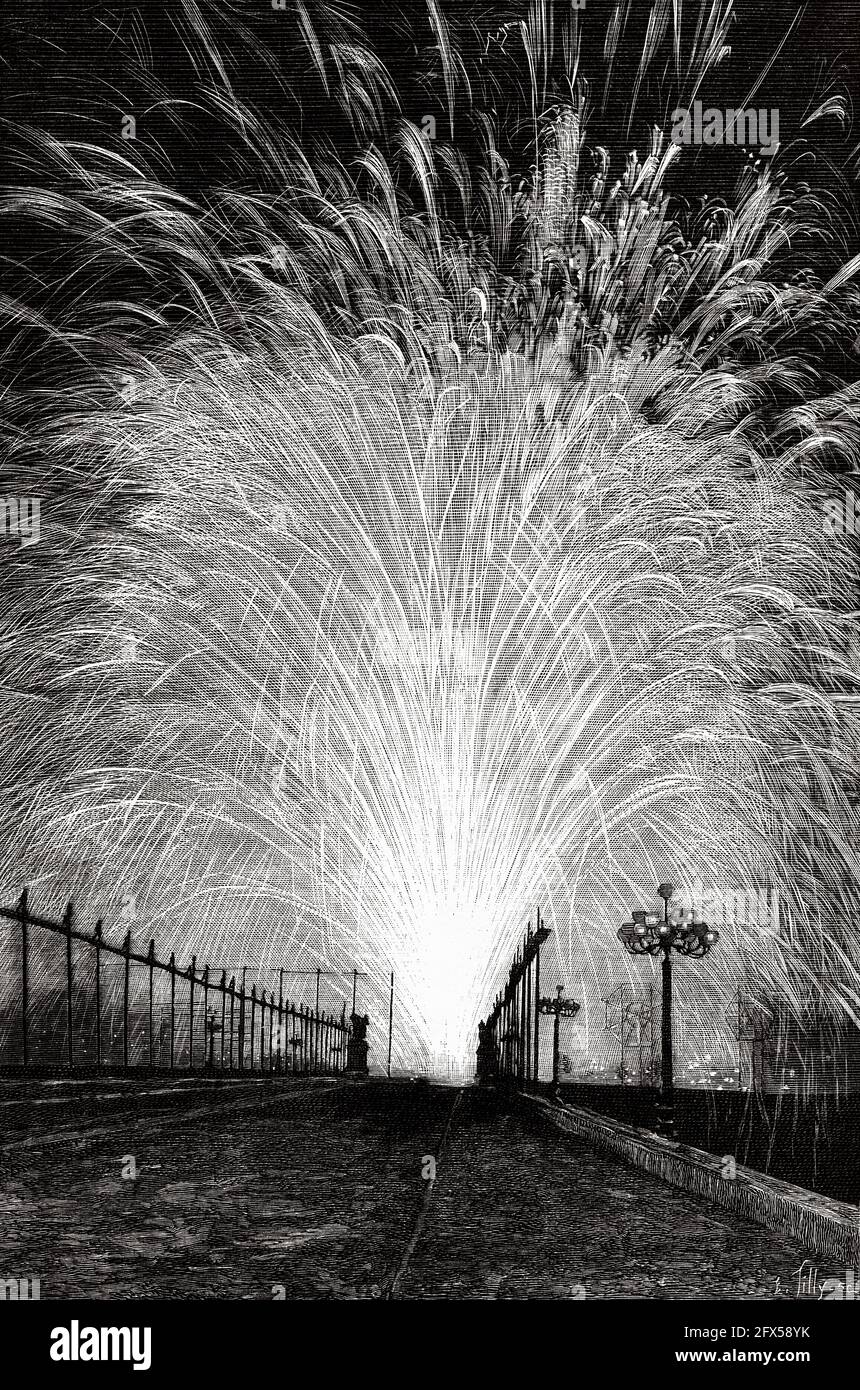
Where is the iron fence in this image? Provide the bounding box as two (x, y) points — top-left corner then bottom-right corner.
(476, 908), (551, 1091)
(0, 888), (355, 1076)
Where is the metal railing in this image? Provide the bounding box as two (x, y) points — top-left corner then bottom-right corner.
(476, 909), (551, 1091)
(0, 888), (355, 1076)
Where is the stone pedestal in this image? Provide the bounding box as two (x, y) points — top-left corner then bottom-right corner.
(347, 1012), (369, 1074)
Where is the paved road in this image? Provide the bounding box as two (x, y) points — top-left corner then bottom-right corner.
(0, 1080), (822, 1299)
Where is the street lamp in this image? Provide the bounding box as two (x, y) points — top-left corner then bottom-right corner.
(616, 883), (719, 1139)
(538, 984), (581, 1099)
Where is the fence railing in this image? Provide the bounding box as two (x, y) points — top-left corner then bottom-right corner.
(0, 888), (357, 1076)
(476, 909), (551, 1091)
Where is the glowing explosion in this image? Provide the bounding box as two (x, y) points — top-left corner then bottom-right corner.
(2, 2), (859, 1071)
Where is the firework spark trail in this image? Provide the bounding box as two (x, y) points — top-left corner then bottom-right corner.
(3, 325), (860, 1066)
(1, 2), (860, 1071)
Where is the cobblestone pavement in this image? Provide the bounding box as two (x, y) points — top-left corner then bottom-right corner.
(0, 1080), (822, 1299)
(399, 1091), (817, 1299)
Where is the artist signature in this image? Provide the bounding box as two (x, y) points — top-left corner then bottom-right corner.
(773, 1262), (859, 1299)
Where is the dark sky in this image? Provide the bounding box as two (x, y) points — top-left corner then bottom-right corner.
(2, 2), (857, 183)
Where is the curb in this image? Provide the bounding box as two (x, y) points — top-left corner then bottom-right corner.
(521, 1093), (860, 1268)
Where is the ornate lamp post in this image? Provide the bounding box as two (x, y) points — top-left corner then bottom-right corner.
(616, 883), (719, 1138)
(539, 984), (581, 1098)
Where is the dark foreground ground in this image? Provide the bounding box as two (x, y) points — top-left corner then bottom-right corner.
(0, 1077), (832, 1299)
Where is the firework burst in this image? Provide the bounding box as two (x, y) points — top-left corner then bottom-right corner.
(1, 1), (859, 1071)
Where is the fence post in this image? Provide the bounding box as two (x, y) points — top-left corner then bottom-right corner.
(147, 939), (155, 1068)
(18, 888), (29, 1067)
(170, 953), (176, 1073)
(520, 941), (527, 1087)
(249, 985), (256, 1071)
(123, 929), (131, 1070)
(277, 972), (283, 1074)
(188, 955), (196, 1071)
(512, 979), (517, 1082)
(525, 941), (531, 1085)
(515, 952), (521, 1083)
(220, 970), (227, 1070)
(515, 965), (521, 1084)
(502, 986), (508, 1078)
(268, 993), (274, 1074)
(259, 990), (266, 1072)
(94, 920), (103, 1068)
(533, 911), (542, 1088)
(64, 900), (74, 1068)
(500, 991), (506, 1078)
(238, 975), (245, 1073)
(228, 975), (235, 1071)
(202, 964), (210, 1069)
